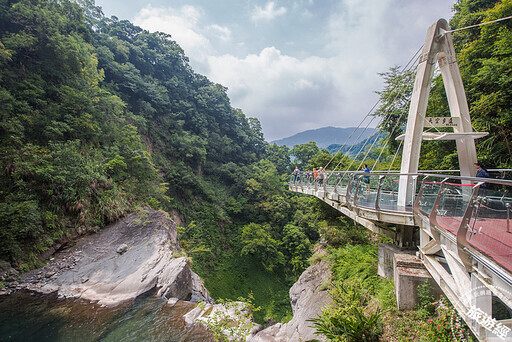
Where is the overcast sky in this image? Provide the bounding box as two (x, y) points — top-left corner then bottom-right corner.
(95, 0), (456, 141)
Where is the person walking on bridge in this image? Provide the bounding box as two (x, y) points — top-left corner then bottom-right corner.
(317, 167), (325, 186)
(293, 166), (300, 184)
(475, 162), (490, 189)
(306, 169), (312, 183)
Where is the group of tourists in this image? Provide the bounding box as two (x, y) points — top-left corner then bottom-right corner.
(293, 166), (326, 185)
(293, 161), (490, 187)
(294, 164), (371, 186)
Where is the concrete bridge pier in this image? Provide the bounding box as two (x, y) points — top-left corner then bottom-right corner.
(378, 243), (442, 310)
(395, 224), (418, 248)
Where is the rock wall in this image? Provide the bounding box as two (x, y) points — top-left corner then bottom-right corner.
(12, 208), (211, 306)
(249, 257), (332, 341)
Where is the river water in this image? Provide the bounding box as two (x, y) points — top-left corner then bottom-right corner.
(0, 290), (213, 341)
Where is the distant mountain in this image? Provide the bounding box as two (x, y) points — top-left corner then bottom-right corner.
(271, 126), (375, 149)
(327, 132), (387, 158)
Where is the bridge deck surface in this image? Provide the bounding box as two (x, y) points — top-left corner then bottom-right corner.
(438, 216), (512, 274)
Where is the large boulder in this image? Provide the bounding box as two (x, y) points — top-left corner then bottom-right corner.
(249, 258), (332, 342)
(18, 208), (210, 306)
(183, 257), (332, 342)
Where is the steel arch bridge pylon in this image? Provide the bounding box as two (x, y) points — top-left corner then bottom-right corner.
(397, 19), (487, 208)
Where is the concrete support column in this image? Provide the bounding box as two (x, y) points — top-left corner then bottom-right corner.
(396, 224), (417, 248)
(470, 274), (493, 339)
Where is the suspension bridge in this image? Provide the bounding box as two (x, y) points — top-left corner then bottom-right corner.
(289, 19), (512, 341)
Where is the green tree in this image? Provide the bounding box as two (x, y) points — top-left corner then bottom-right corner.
(281, 224), (312, 276)
(240, 222), (285, 272)
(374, 66), (415, 152)
(265, 143), (291, 174)
(290, 142), (320, 170)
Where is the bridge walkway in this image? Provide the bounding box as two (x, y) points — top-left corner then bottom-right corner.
(289, 170), (512, 341)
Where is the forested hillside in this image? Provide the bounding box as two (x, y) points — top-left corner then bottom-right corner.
(0, 0), (340, 322)
(0, 0), (259, 267)
(271, 126), (373, 149)
(1, 0), (511, 333)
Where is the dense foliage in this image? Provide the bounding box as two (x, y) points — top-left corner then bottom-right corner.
(0, 0), (164, 269)
(452, 0), (512, 169)
(2, 0), (511, 333)
(0, 0), (270, 262)
(0, 0), (343, 323)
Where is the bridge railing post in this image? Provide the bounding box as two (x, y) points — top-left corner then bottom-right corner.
(346, 173), (355, 205)
(322, 172), (328, 192)
(353, 175), (362, 207)
(333, 172), (341, 193)
(335, 172), (344, 190)
(428, 177), (449, 230)
(413, 175), (429, 214)
(375, 175), (385, 211)
(456, 181), (486, 271)
(412, 175), (419, 206)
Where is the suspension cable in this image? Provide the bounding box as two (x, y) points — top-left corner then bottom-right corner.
(322, 101), (380, 171)
(441, 15), (512, 35)
(441, 15), (512, 133)
(321, 16), (512, 175)
(368, 52), (422, 170)
(357, 69), (416, 172)
(327, 45), (423, 172)
(388, 140), (403, 172)
(335, 115), (379, 172)
(356, 48), (421, 171)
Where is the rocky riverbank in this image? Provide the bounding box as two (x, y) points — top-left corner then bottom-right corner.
(1, 208), (210, 306)
(1, 208), (332, 341)
(183, 247), (332, 341)
(249, 255), (331, 341)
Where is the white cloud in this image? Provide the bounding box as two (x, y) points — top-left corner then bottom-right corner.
(208, 24), (232, 42)
(251, 2), (287, 21)
(128, 0), (455, 141)
(206, 47), (348, 141)
(204, 0), (454, 141)
(133, 5), (212, 65)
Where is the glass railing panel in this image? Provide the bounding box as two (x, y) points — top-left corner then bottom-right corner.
(289, 174), (296, 185)
(417, 179), (443, 216)
(337, 173), (351, 194)
(466, 187), (512, 273)
(348, 175), (359, 201)
(299, 171), (313, 188)
(356, 174), (379, 209)
(434, 180), (468, 235)
(325, 172), (337, 193)
(378, 175), (400, 211)
(334, 172), (345, 193)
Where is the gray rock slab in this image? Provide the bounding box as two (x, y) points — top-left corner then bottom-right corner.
(18, 209), (210, 306)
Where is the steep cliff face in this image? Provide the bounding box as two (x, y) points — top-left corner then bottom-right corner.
(13, 209), (210, 306)
(184, 253), (332, 341)
(249, 257), (331, 341)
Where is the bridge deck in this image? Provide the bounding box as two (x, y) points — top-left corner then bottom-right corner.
(290, 171), (512, 341)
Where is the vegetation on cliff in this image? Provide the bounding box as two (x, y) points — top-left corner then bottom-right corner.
(1, 0), (510, 331)
(0, 0), (328, 322)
